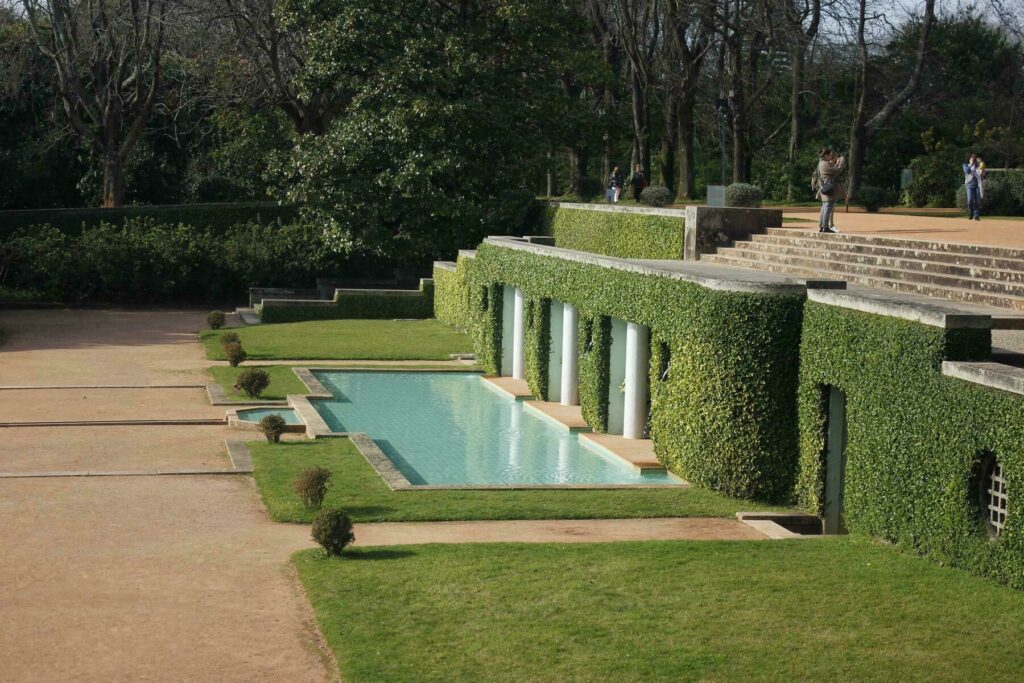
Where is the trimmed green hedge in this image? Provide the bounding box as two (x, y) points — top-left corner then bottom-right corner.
(539, 205), (685, 259)
(433, 255), (475, 331)
(0, 202), (298, 238)
(259, 280), (435, 323)
(797, 301), (1023, 588)
(468, 242), (804, 502)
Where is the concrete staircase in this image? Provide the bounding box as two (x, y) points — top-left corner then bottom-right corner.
(702, 228), (1024, 312)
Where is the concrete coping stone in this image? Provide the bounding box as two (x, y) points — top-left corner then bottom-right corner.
(807, 286), (992, 329)
(547, 200), (686, 218)
(433, 261), (457, 271)
(942, 361), (1024, 395)
(457, 249), (477, 259)
(484, 236), (835, 296)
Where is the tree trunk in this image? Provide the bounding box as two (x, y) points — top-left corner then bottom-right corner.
(731, 107), (749, 184)
(676, 91), (696, 200)
(101, 153), (126, 208)
(568, 146), (589, 196)
(660, 92), (677, 193)
(847, 118), (867, 202)
(546, 149), (556, 197)
(787, 43), (806, 201)
(629, 67), (649, 172)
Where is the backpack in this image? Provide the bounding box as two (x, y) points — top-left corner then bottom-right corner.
(810, 169), (820, 191)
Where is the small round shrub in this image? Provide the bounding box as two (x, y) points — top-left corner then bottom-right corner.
(294, 466), (332, 509)
(257, 412), (287, 443)
(220, 331), (241, 346)
(640, 185), (673, 207)
(956, 175), (1012, 214)
(724, 183), (763, 207)
(858, 186), (890, 213)
(224, 342), (247, 367)
(207, 310), (226, 329)
(311, 508), (355, 557)
(236, 367), (269, 398)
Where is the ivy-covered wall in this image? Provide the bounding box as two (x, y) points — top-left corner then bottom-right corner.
(468, 241), (805, 502)
(433, 257), (474, 331)
(798, 301), (1022, 588)
(539, 205), (685, 259)
(259, 280), (434, 323)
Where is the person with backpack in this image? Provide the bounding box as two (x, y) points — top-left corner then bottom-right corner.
(607, 166), (625, 203)
(963, 153), (983, 220)
(813, 147), (845, 233)
(629, 164), (648, 201)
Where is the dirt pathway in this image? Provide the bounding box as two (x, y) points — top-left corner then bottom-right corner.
(0, 309), (335, 682)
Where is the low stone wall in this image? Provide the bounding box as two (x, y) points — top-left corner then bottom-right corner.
(684, 205), (783, 260)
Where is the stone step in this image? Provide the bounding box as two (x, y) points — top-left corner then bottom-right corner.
(766, 227), (1024, 261)
(715, 247), (1024, 298)
(701, 254), (1024, 311)
(739, 240), (1024, 281)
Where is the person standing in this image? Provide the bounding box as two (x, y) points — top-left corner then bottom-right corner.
(608, 166), (624, 203)
(629, 164), (647, 201)
(815, 147), (845, 233)
(963, 153), (982, 220)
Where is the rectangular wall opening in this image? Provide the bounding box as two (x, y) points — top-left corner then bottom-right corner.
(823, 385), (849, 535)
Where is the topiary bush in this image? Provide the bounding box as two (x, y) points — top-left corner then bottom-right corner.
(207, 311), (226, 329)
(294, 466), (332, 509)
(224, 342), (247, 367)
(639, 185), (673, 207)
(257, 413), (287, 442)
(220, 331), (241, 346)
(857, 186), (890, 213)
(724, 183), (763, 207)
(311, 508), (355, 557)
(236, 367), (269, 397)
(537, 205), (685, 259)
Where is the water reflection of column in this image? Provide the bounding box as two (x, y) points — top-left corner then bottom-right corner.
(512, 288), (525, 380)
(508, 400), (522, 473)
(556, 434), (571, 484)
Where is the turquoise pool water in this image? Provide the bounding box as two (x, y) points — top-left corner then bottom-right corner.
(312, 371), (679, 486)
(237, 407), (303, 425)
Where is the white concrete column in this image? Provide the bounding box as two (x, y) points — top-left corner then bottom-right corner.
(512, 288), (525, 380)
(547, 302), (564, 403)
(560, 303), (579, 406)
(623, 321), (650, 440)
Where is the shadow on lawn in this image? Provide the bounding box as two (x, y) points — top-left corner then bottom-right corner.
(347, 549), (417, 561)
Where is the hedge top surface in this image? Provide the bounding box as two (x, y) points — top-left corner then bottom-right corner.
(484, 236), (830, 296)
(546, 200), (686, 218)
(807, 286), (995, 329)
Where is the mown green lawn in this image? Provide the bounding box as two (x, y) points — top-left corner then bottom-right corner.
(295, 539), (1024, 682)
(208, 366), (308, 401)
(250, 438), (773, 522)
(200, 319), (472, 360)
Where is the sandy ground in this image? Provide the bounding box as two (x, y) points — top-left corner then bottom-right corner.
(0, 425), (233, 473)
(0, 309), (335, 682)
(782, 209), (1024, 248)
(0, 309), (211, 385)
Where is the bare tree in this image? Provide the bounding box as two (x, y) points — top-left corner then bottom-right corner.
(783, 0), (820, 200)
(22, 0), (170, 207)
(610, 0), (662, 173)
(846, 0), (936, 198)
(664, 0), (712, 198)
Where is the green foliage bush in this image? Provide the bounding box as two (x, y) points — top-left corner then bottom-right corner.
(538, 205), (685, 259)
(1, 218), (336, 304)
(258, 280), (435, 324)
(258, 413), (288, 443)
(294, 466), (332, 509)
(904, 146), (964, 208)
(639, 185), (673, 207)
(207, 311), (226, 330)
(468, 241), (803, 501)
(797, 302), (1023, 589)
(857, 186), (890, 213)
(724, 183), (763, 207)
(220, 331), (241, 346)
(433, 255), (476, 331)
(225, 342), (248, 368)
(0, 202), (297, 239)
(311, 508), (355, 557)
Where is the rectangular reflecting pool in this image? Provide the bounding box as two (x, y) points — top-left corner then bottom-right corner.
(312, 371), (680, 486)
